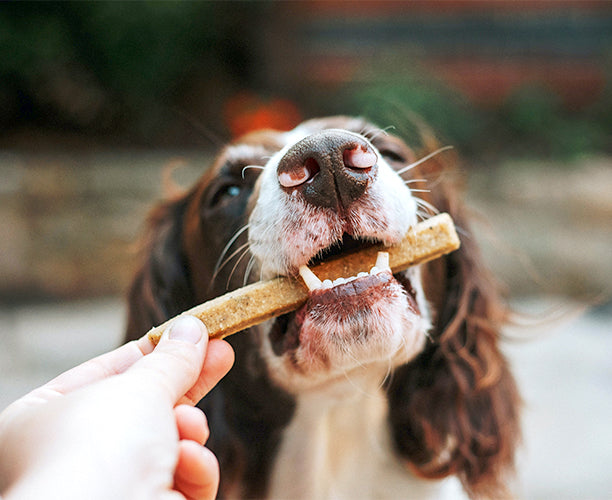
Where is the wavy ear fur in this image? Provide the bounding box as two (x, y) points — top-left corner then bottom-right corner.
(125, 192), (195, 342)
(387, 147), (520, 499)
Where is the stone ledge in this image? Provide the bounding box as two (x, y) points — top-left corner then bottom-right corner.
(467, 156), (612, 298)
(0, 151), (209, 300)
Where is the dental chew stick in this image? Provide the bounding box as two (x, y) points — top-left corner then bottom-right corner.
(146, 213), (460, 344)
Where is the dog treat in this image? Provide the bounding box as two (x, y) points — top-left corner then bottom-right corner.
(147, 213), (460, 344)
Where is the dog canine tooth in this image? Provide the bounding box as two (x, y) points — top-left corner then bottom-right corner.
(375, 251), (390, 271)
(299, 265), (322, 291)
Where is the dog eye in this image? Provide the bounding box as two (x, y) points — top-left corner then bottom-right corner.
(208, 182), (242, 208)
(379, 149), (406, 164)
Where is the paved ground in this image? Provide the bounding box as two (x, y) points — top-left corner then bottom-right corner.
(1, 296), (610, 499)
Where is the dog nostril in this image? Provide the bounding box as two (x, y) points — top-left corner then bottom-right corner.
(278, 166), (308, 188)
(278, 157), (320, 188)
(276, 130), (378, 209)
(343, 146), (377, 170)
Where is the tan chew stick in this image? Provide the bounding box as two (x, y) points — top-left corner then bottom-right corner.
(146, 212), (460, 344)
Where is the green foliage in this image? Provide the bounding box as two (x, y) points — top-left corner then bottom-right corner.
(341, 78), (611, 160)
(500, 85), (610, 159)
(0, 2), (217, 92)
(0, 3), (610, 159)
(502, 86), (560, 136)
(342, 78), (485, 153)
(68, 3), (218, 99)
(0, 2), (260, 136)
(0, 4), (72, 77)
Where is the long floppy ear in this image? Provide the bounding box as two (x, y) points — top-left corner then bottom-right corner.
(125, 192), (196, 342)
(386, 147), (520, 498)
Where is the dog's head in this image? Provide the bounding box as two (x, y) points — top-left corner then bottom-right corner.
(126, 116), (519, 498)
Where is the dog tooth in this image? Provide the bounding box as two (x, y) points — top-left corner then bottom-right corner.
(375, 251), (390, 271)
(301, 252), (390, 291)
(299, 265), (322, 291)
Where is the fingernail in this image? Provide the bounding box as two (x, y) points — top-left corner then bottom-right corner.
(168, 316), (203, 344)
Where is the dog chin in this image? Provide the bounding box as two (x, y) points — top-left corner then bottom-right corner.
(260, 268), (431, 393)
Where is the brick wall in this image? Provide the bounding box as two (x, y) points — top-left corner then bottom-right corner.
(263, 1), (612, 109)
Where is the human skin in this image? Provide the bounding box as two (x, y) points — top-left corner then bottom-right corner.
(0, 315), (234, 500)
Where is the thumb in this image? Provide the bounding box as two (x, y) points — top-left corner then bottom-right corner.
(126, 315), (208, 405)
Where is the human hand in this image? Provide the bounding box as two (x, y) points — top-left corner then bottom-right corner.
(0, 315), (234, 500)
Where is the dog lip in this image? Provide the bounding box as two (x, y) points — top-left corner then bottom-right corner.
(308, 269), (395, 303)
(296, 269), (420, 329)
(270, 268), (420, 357)
(294, 252), (420, 322)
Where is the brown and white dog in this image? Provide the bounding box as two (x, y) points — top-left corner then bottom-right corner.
(125, 116), (520, 499)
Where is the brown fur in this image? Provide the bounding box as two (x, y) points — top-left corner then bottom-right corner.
(125, 117), (520, 499)
(386, 145), (520, 498)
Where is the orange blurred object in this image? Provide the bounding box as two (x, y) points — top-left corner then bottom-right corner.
(225, 92), (302, 138)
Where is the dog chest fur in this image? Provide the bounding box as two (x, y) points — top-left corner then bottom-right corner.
(266, 373), (466, 500)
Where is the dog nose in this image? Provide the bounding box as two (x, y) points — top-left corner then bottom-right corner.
(277, 130), (378, 209)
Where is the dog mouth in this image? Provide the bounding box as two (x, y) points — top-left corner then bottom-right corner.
(250, 124), (428, 379)
(268, 244), (422, 365)
(299, 250), (394, 293)
(297, 249), (419, 321)
(297, 233), (419, 307)
(306, 233), (375, 268)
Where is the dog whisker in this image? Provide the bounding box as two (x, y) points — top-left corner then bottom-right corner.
(416, 209), (434, 222)
(414, 197), (440, 215)
(338, 345), (393, 398)
(213, 224), (250, 277)
(341, 370), (381, 399)
(454, 225), (471, 239)
(241, 165), (265, 179)
(404, 172), (446, 191)
(377, 355), (395, 392)
(226, 245), (252, 290)
(213, 241), (251, 285)
(337, 348), (380, 397)
(243, 254), (257, 287)
(396, 145), (454, 176)
(364, 125), (396, 142)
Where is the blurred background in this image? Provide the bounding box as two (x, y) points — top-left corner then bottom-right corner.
(1, 1), (611, 498)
